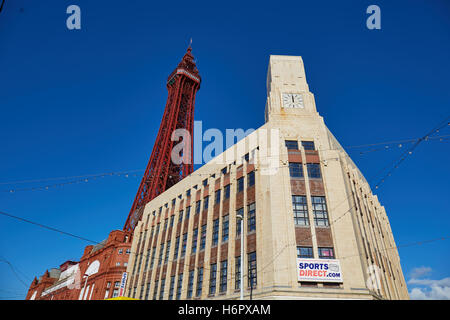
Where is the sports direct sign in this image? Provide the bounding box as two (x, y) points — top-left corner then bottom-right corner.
(297, 259), (343, 283)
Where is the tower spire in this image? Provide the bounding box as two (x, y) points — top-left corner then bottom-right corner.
(123, 48), (201, 231)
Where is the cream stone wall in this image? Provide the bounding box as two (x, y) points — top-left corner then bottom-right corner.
(124, 55), (409, 300)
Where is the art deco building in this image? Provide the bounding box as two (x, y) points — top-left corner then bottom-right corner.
(124, 55), (409, 300)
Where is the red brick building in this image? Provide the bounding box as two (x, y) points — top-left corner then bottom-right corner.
(26, 230), (132, 300)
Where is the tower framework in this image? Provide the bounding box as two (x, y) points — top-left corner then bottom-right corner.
(123, 47), (201, 231)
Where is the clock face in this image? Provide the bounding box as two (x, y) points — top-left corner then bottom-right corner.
(282, 93), (304, 108)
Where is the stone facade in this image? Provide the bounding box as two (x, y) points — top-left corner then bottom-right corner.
(124, 55), (409, 300)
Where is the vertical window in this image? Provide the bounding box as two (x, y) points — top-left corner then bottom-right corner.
(248, 252), (257, 288)
(237, 177), (244, 193)
(244, 153), (249, 162)
(319, 247), (335, 259)
(215, 189), (221, 204)
(196, 267), (203, 297)
(221, 167), (227, 175)
(235, 256), (241, 290)
(289, 163), (303, 178)
(181, 233), (187, 258)
(153, 280), (159, 300)
(312, 196), (329, 226)
(178, 210), (184, 224)
(202, 178), (208, 187)
(168, 276), (175, 300)
(186, 206), (191, 219)
(164, 219), (168, 231)
(172, 198), (176, 206)
(285, 140), (299, 150)
(187, 270), (194, 299)
(150, 247), (156, 269)
(186, 189), (191, 197)
(144, 282), (151, 300)
(212, 219), (219, 247)
(292, 195), (309, 226)
(159, 278), (165, 300)
(176, 274), (183, 300)
(164, 240), (171, 264)
(302, 141), (315, 150)
(114, 281), (120, 288)
(170, 215), (174, 228)
(222, 215), (229, 243)
(236, 208), (243, 237)
(203, 196), (209, 210)
(297, 246), (313, 258)
(307, 163), (321, 178)
(220, 260), (228, 293)
(118, 249), (123, 254)
(247, 202), (256, 232)
(200, 225), (207, 251)
(158, 243), (164, 266)
(209, 264), (217, 295)
(112, 289), (119, 298)
(196, 201), (201, 214)
(144, 248), (150, 271)
(191, 228), (198, 254)
(248, 171), (255, 187)
(174, 236), (180, 260)
(224, 185), (230, 199)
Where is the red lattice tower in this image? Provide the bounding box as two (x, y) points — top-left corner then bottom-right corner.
(124, 46), (201, 231)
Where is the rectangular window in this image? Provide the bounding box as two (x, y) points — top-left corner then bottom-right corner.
(150, 247), (156, 269)
(196, 267), (203, 297)
(186, 189), (191, 197)
(312, 196), (329, 227)
(164, 219), (168, 231)
(159, 278), (165, 300)
(307, 163), (321, 178)
(191, 228), (198, 254)
(106, 282), (111, 288)
(200, 225), (207, 251)
(224, 185), (230, 199)
(164, 240), (171, 264)
(176, 274), (183, 300)
(244, 153), (249, 162)
(248, 171), (255, 187)
(247, 202), (256, 232)
(186, 206), (191, 219)
(203, 196), (209, 210)
(248, 252), (257, 288)
(235, 256), (241, 290)
(114, 281), (120, 288)
(187, 270), (194, 299)
(153, 280), (159, 300)
(212, 219), (219, 247)
(237, 177), (244, 193)
(292, 195), (309, 226)
(302, 141), (315, 150)
(174, 236), (180, 260)
(158, 243), (165, 267)
(118, 249), (123, 254)
(209, 263), (217, 295)
(297, 246), (314, 258)
(178, 210), (184, 224)
(319, 247), (335, 259)
(112, 289), (119, 298)
(221, 167), (227, 175)
(289, 163), (303, 178)
(196, 201), (201, 214)
(285, 140), (299, 150)
(202, 178), (208, 187)
(220, 260), (228, 293)
(222, 215), (229, 243)
(236, 208), (243, 237)
(181, 233), (187, 258)
(168, 276), (175, 300)
(169, 215), (174, 228)
(215, 189), (221, 204)
(144, 282), (151, 300)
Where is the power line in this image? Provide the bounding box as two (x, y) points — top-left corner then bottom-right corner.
(0, 211), (101, 244)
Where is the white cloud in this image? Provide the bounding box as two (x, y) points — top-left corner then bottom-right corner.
(410, 266), (432, 279)
(408, 267), (450, 300)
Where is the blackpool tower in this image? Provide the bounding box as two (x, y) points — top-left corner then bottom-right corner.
(123, 46), (201, 231)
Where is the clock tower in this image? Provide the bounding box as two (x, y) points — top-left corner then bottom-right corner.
(265, 55), (318, 123)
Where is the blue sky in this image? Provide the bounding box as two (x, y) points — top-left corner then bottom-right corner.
(0, 0), (449, 299)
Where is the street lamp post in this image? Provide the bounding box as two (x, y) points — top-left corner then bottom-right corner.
(236, 213), (244, 300)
